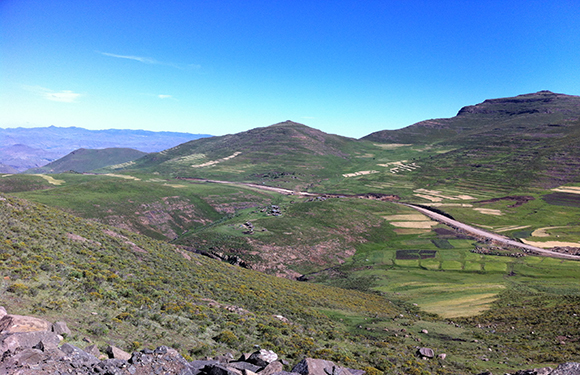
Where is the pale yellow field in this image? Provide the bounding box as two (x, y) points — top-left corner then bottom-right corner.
(428, 203), (473, 207)
(521, 239), (580, 248)
(390, 221), (438, 229)
(551, 186), (580, 194)
(393, 228), (431, 234)
(473, 208), (502, 215)
(103, 174), (141, 181)
(383, 214), (429, 221)
(373, 143), (411, 149)
(496, 225), (530, 233)
(414, 194), (443, 202)
(33, 174), (65, 185)
(191, 151), (242, 168)
(531, 226), (568, 237)
(342, 170), (379, 177)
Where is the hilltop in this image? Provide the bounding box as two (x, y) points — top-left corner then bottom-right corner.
(362, 91), (580, 190)
(24, 148), (148, 174)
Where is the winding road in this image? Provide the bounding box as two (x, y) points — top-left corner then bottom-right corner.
(182, 178), (580, 261)
(402, 203), (580, 260)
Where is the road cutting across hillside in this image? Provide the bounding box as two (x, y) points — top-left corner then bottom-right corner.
(401, 203), (580, 260)
(175, 177), (580, 261)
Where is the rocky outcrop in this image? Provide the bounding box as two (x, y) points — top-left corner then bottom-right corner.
(0, 307), (578, 375)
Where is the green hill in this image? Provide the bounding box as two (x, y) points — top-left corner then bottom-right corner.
(25, 148), (148, 174)
(362, 91), (580, 190)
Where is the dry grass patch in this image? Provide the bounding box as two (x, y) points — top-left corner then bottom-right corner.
(551, 186), (580, 194)
(103, 174), (141, 181)
(373, 143), (411, 149)
(414, 194), (443, 202)
(384, 214), (429, 221)
(473, 208), (502, 215)
(531, 226), (568, 238)
(521, 239), (580, 248)
(342, 170), (379, 178)
(33, 174), (65, 185)
(495, 225), (531, 233)
(393, 228), (431, 234)
(390, 221), (438, 229)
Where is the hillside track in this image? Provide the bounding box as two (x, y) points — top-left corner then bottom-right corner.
(402, 203), (580, 261)
(177, 177), (580, 261)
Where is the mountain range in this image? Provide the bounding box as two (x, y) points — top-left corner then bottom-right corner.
(0, 126), (211, 172)
(1, 91), (580, 374)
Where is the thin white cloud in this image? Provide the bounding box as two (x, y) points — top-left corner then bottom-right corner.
(98, 51), (201, 70)
(24, 86), (82, 103)
(158, 94), (173, 99)
(99, 51), (159, 64)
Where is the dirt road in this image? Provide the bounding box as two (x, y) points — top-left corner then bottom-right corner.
(179, 177), (580, 261)
(402, 203), (580, 260)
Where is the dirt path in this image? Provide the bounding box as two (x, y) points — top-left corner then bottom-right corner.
(401, 203), (580, 260)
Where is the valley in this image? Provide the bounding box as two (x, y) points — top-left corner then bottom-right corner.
(1, 91), (580, 374)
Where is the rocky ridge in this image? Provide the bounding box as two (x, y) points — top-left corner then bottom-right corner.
(1, 307), (579, 375)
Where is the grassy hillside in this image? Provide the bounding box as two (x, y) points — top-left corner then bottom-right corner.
(362, 91), (580, 190)
(25, 147), (148, 174)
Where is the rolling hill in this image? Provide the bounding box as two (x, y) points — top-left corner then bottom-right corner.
(363, 91), (580, 190)
(24, 148), (148, 174)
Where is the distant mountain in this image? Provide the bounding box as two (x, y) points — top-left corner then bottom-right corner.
(0, 126), (212, 172)
(116, 120), (365, 187)
(363, 91), (580, 145)
(363, 91), (580, 188)
(24, 147), (148, 174)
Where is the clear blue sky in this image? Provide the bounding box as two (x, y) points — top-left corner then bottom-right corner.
(2, 1), (579, 138)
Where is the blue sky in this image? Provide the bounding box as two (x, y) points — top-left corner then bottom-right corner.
(1, 1), (579, 138)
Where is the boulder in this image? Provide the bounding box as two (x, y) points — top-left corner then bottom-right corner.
(0, 314), (51, 333)
(229, 361), (262, 373)
(292, 358), (353, 375)
(551, 362), (580, 375)
(259, 361), (284, 375)
(207, 364), (243, 375)
(0, 306), (7, 320)
(84, 344), (101, 358)
(106, 345), (132, 361)
(418, 347), (435, 358)
(60, 343), (99, 365)
(437, 353), (447, 360)
(248, 349), (278, 367)
(52, 321), (71, 336)
(0, 331), (61, 353)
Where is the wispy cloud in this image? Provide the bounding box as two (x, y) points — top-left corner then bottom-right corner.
(99, 52), (159, 64)
(98, 51), (201, 70)
(25, 86), (82, 103)
(158, 94), (173, 99)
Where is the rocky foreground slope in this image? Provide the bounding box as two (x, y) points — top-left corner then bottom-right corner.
(1, 307), (579, 375)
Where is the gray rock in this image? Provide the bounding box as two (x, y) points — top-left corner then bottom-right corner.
(0, 314), (51, 333)
(437, 353), (447, 360)
(0, 306), (7, 320)
(106, 345), (132, 361)
(248, 349), (278, 368)
(0, 331), (61, 353)
(10, 348), (45, 366)
(551, 363), (580, 375)
(207, 364), (243, 375)
(84, 344), (101, 358)
(229, 361), (262, 373)
(186, 360), (220, 375)
(418, 347), (434, 358)
(52, 321), (71, 336)
(259, 361), (284, 375)
(60, 342), (99, 364)
(292, 358), (352, 375)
